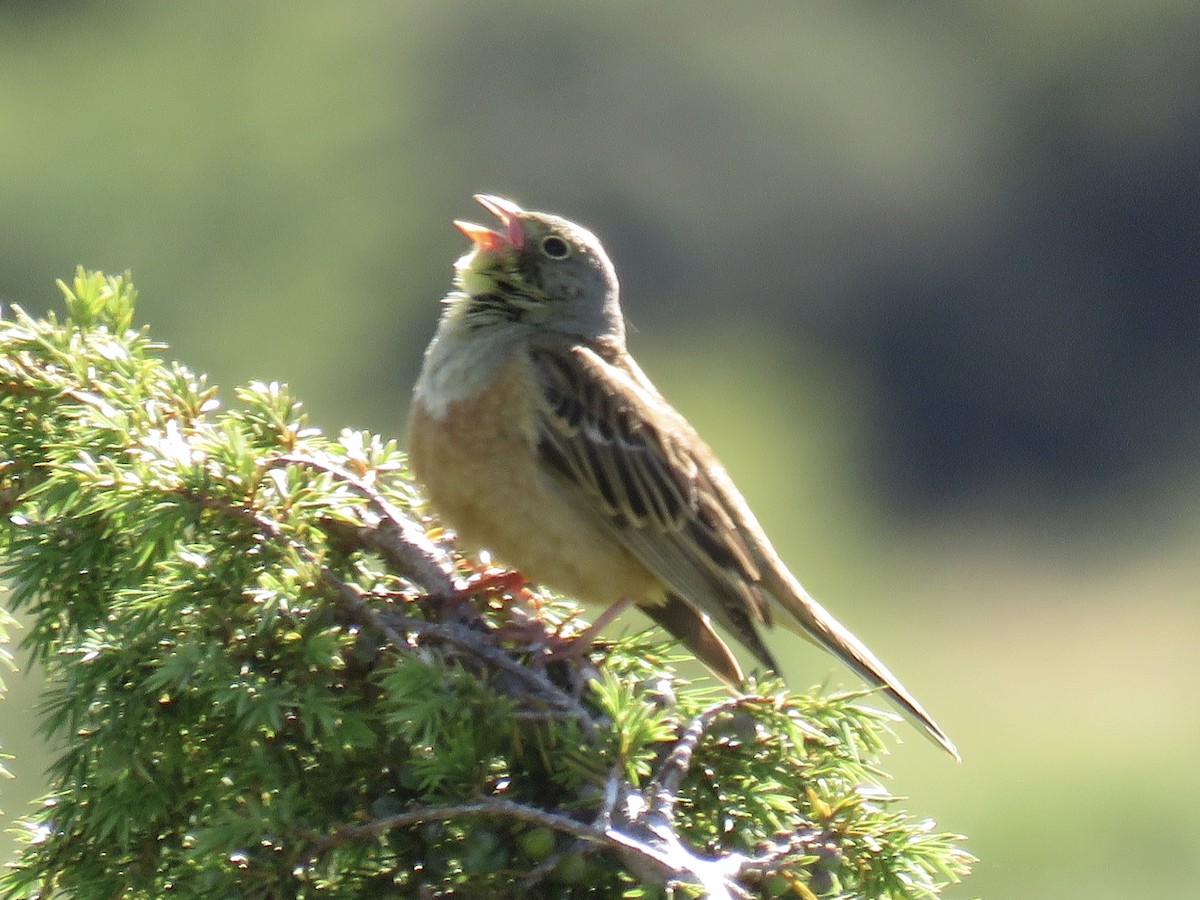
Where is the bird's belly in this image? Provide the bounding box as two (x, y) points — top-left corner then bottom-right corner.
(407, 354), (659, 607)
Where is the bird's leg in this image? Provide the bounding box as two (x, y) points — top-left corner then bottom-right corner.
(542, 596), (635, 662)
(537, 597), (637, 698)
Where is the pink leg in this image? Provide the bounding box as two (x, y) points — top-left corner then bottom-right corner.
(543, 596), (634, 662)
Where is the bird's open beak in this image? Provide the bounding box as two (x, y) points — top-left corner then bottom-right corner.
(454, 194), (526, 251)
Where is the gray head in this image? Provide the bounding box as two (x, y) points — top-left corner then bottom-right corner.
(446, 195), (625, 346)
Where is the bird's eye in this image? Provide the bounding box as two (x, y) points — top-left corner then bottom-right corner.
(540, 235), (570, 259)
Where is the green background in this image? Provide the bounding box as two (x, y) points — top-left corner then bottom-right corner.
(3, 4), (1198, 897)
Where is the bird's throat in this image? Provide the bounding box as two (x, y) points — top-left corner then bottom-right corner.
(455, 249), (499, 299)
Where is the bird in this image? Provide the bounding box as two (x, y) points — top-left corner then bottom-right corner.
(407, 194), (959, 760)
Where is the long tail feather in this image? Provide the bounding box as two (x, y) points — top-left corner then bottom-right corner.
(642, 593), (746, 686)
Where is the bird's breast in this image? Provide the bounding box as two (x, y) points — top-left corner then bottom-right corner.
(407, 350), (660, 607)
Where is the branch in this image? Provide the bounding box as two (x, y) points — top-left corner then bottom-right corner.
(647, 695), (764, 823)
(304, 798), (606, 853)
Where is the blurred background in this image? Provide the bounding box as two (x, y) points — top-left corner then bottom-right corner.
(2, 2), (1198, 896)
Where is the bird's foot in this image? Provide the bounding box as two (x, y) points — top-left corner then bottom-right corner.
(426, 567), (532, 627)
(446, 571), (530, 614)
(456, 567), (533, 602)
(448, 568), (570, 648)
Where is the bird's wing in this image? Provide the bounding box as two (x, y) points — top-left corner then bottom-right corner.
(526, 335), (780, 672)
(527, 334), (960, 759)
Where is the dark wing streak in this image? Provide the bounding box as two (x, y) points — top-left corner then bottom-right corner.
(692, 485), (766, 608)
(540, 355), (627, 521)
(588, 419), (647, 524)
(628, 427), (691, 529)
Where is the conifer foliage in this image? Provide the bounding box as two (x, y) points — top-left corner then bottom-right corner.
(0, 271), (972, 897)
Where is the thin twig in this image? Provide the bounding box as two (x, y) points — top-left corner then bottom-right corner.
(735, 832), (824, 883)
(265, 455), (605, 732)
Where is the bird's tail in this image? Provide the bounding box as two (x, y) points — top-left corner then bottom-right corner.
(762, 566), (960, 761)
(642, 592), (746, 687)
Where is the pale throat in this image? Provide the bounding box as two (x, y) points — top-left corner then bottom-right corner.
(454, 248), (496, 298)
(413, 303), (528, 419)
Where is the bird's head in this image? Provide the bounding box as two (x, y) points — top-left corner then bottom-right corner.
(446, 194), (625, 345)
